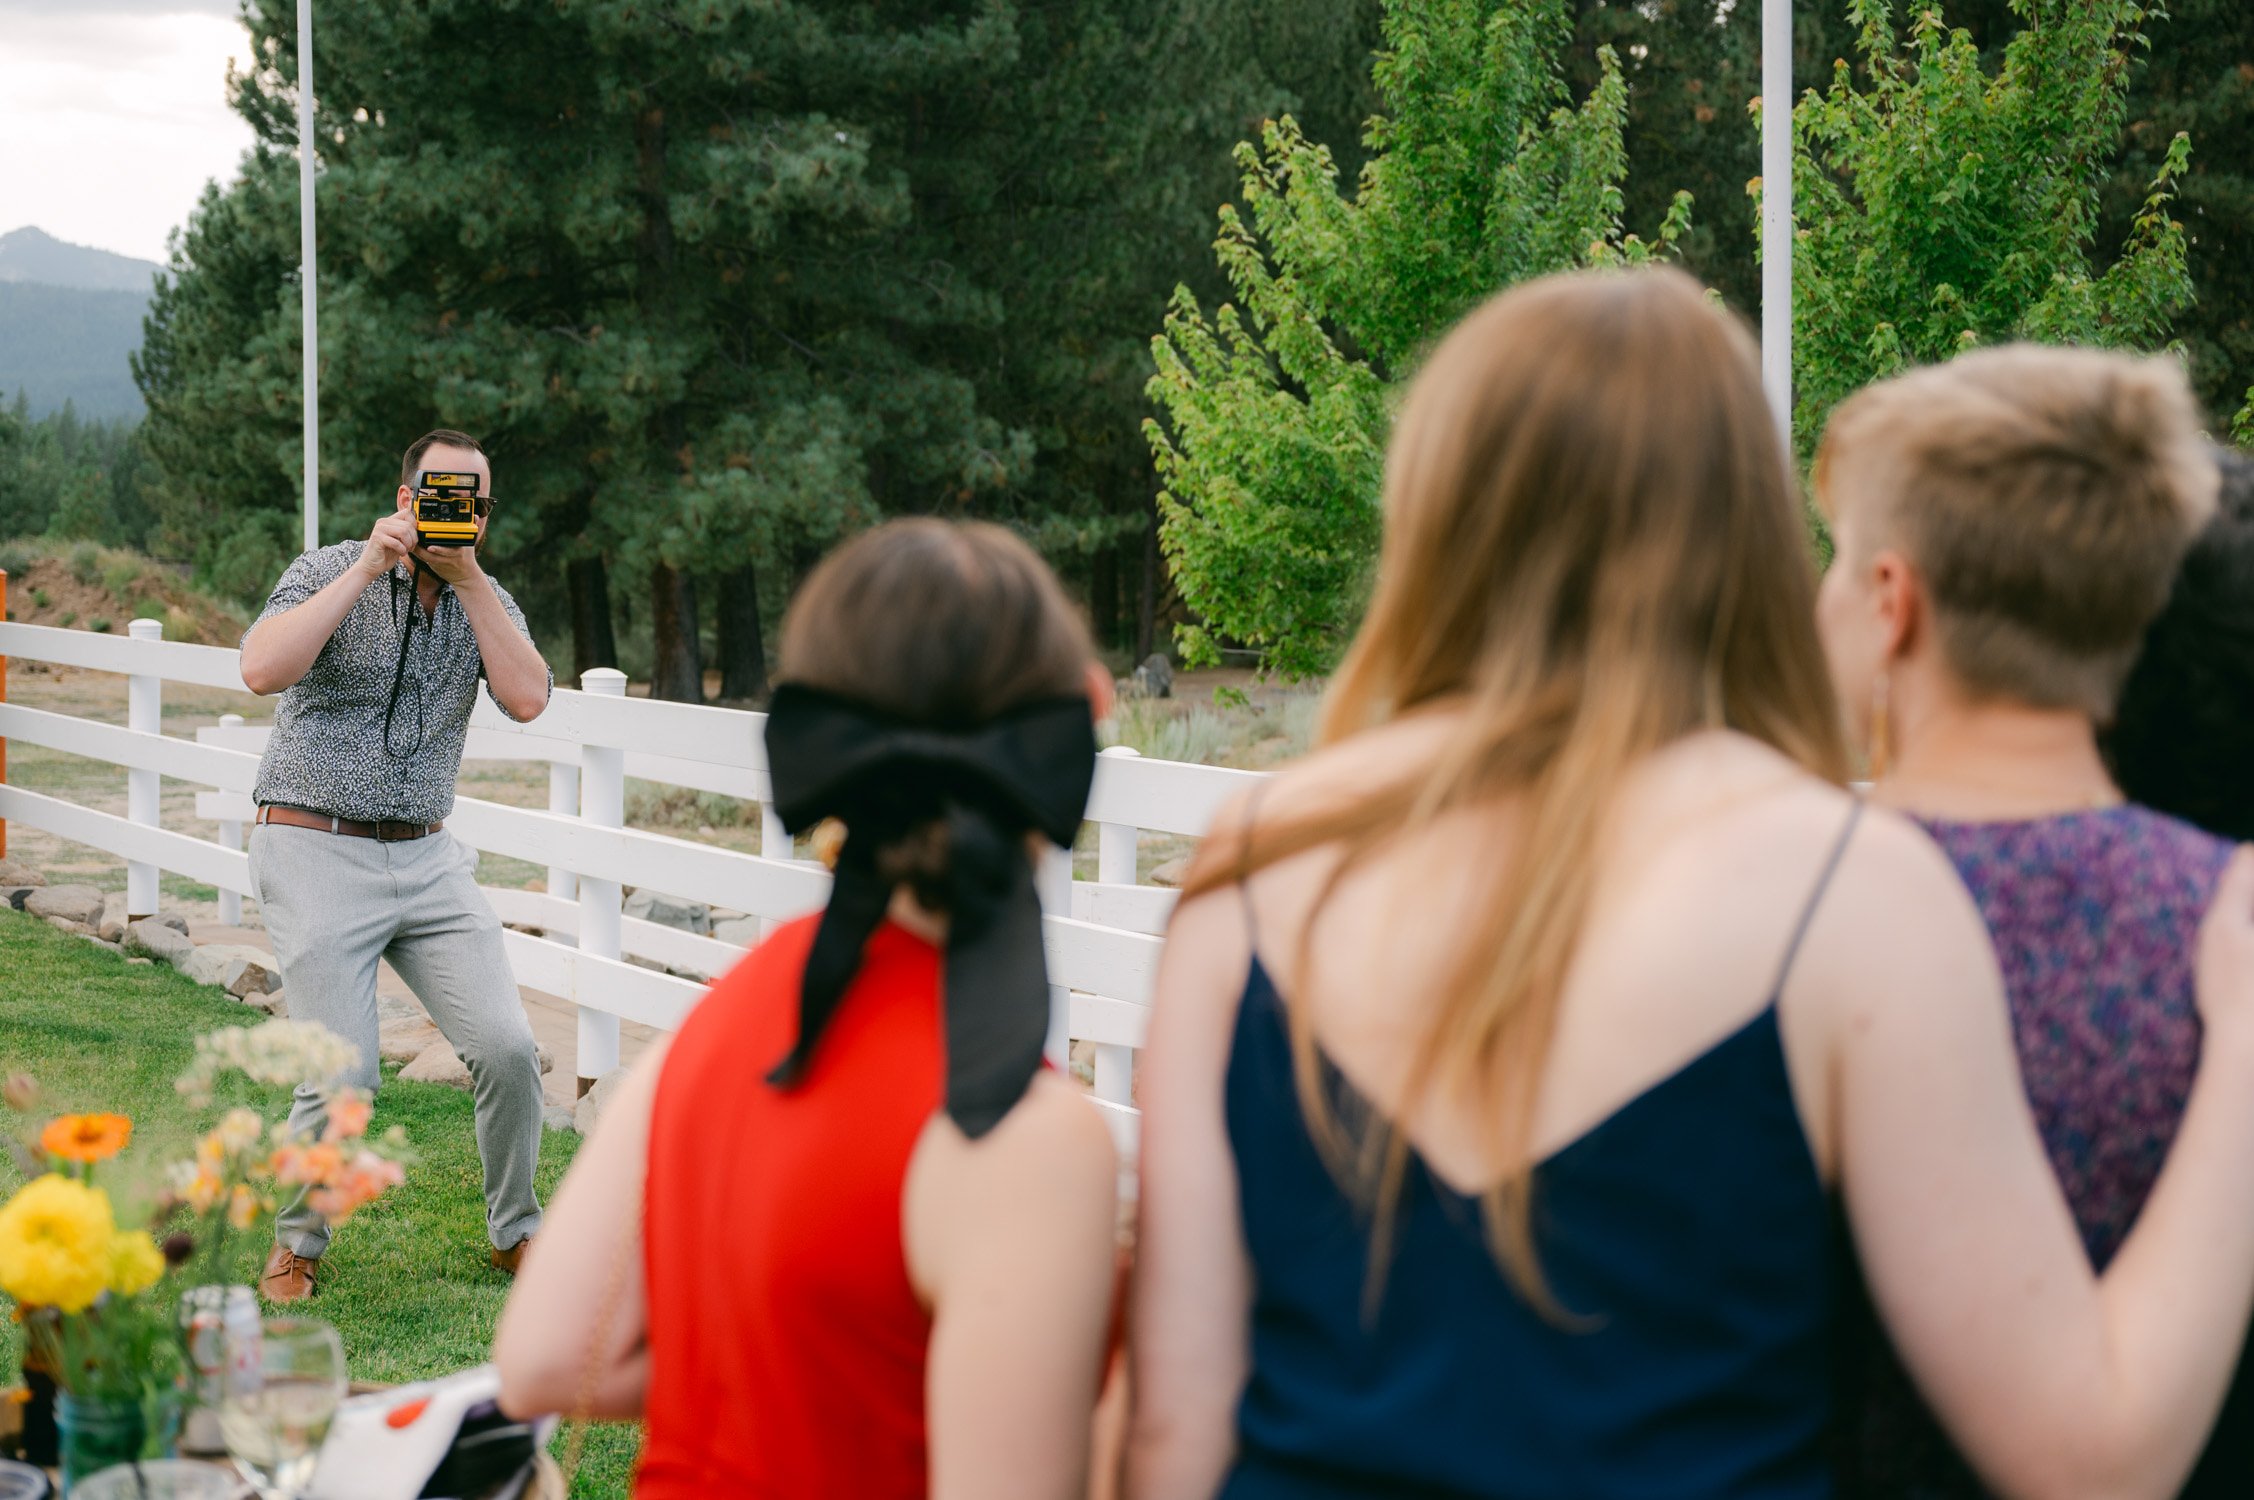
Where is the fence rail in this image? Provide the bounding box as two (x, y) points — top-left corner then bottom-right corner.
(0, 616), (1247, 1138)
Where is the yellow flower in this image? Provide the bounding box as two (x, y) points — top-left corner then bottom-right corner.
(40, 1114), (132, 1166)
(106, 1232), (163, 1297)
(226, 1185), (261, 1231)
(0, 1175), (117, 1313)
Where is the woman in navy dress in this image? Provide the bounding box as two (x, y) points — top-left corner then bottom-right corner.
(1125, 269), (2254, 1500)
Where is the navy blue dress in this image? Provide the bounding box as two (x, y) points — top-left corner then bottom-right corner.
(1219, 813), (1858, 1498)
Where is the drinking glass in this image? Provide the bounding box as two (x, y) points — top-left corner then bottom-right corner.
(218, 1318), (346, 1500)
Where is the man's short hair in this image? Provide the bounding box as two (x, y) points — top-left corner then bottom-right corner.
(2105, 447), (2254, 838)
(1815, 344), (2218, 715)
(400, 428), (486, 487)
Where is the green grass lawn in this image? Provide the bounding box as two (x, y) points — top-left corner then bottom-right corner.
(0, 909), (642, 1495)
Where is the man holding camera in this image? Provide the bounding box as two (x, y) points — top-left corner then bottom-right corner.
(239, 429), (552, 1301)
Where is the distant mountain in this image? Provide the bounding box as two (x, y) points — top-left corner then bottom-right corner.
(0, 228), (159, 421)
(0, 227), (160, 293)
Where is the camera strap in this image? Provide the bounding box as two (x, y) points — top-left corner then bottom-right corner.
(382, 556), (438, 760)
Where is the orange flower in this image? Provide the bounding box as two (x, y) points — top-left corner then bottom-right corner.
(40, 1114), (132, 1165)
(324, 1090), (373, 1143)
(268, 1142), (344, 1188)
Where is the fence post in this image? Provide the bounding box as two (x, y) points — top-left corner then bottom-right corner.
(216, 713), (245, 926)
(546, 761), (580, 903)
(126, 618), (163, 920)
(1091, 746), (1140, 1104)
(758, 801), (791, 938)
(1038, 844), (1073, 1070)
(576, 668), (626, 1094)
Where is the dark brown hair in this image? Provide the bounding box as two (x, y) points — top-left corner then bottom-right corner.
(400, 428), (486, 486)
(778, 518), (1095, 905)
(1815, 345), (2217, 714)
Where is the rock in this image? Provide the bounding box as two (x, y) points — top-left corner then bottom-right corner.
(180, 944), (282, 997)
(0, 887), (36, 911)
(96, 892), (127, 944)
(126, 956), (152, 966)
(398, 1041), (472, 1089)
(1148, 856), (1192, 889)
(123, 918), (195, 965)
(378, 1016), (445, 1064)
(80, 934), (124, 955)
(151, 912), (190, 935)
(622, 889), (712, 936)
(46, 914), (85, 935)
(376, 994), (426, 1025)
(26, 884), (104, 927)
(574, 1066), (628, 1136)
(1132, 653), (1174, 700)
(541, 1103), (578, 1133)
(242, 988), (288, 1017)
(0, 859), (47, 888)
(710, 908), (746, 925)
(535, 1044), (554, 1077)
(713, 915), (763, 947)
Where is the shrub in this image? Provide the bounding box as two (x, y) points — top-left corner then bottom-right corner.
(164, 606), (202, 644)
(30, 589), (50, 608)
(101, 559), (142, 597)
(69, 544), (99, 586)
(0, 544), (33, 577)
(89, 617), (112, 633)
(59, 611), (77, 628)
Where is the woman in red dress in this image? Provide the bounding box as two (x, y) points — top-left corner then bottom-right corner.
(497, 519), (1122, 1498)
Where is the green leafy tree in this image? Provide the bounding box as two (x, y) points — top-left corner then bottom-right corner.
(1146, 0), (1689, 679)
(1786, 0), (2195, 455)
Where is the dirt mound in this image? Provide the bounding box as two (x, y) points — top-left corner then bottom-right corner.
(0, 542), (247, 647)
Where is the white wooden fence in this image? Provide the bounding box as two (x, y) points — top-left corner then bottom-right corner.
(0, 616), (1260, 1142)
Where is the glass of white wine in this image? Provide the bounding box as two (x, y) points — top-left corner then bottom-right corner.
(219, 1318), (347, 1499)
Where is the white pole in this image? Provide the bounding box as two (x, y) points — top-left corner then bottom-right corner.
(1760, 0), (1793, 447)
(297, 0), (319, 553)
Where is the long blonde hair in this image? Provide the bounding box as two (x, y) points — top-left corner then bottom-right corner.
(1185, 268), (1849, 1305)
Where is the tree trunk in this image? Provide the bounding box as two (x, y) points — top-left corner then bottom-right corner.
(566, 554), (617, 687)
(715, 566), (769, 704)
(649, 562), (703, 703)
(1090, 544), (1119, 655)
(1137, 499), (1159, 662)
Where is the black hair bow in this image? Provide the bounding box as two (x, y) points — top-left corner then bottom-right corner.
(761, 683), (1098, 1138)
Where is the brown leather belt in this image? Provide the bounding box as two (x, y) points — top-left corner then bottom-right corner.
(256, 804), (444, 842)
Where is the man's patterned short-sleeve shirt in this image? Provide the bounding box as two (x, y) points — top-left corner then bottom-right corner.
(245, 540), (549, 823)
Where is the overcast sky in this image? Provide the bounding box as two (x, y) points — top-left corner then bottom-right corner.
(0, 0), (257, 264)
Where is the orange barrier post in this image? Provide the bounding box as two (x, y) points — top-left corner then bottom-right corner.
(1, 564), (8, 860)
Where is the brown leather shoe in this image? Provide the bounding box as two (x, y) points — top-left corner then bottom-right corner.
(260, 1244), (317, 1303)
(489, 1236), (532, 1276)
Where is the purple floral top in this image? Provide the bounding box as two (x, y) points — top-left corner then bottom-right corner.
(1838, 806), (2240, 1498)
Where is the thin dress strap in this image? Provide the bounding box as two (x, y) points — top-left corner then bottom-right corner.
(1766, 796), (1867, 1000)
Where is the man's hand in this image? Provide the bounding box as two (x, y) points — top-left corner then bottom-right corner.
(412, 539), (486, 586)
(359, 512), (421, 581)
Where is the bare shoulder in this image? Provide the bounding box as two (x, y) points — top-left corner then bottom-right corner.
(919, 1075), (1117, 1202)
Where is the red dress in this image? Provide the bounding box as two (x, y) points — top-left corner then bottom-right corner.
(637, 915), (940, 1498)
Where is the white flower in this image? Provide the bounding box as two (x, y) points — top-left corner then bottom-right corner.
(176, 1020), (361, 1107)
(214, 1108), (264, 1155)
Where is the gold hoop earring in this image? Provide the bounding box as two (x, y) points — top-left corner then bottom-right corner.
(1868, 670), (1893, 780)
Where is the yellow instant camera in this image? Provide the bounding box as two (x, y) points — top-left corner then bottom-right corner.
(412, 471), (484, 548)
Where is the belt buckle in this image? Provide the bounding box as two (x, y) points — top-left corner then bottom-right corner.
(375, 819), (402, 843)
